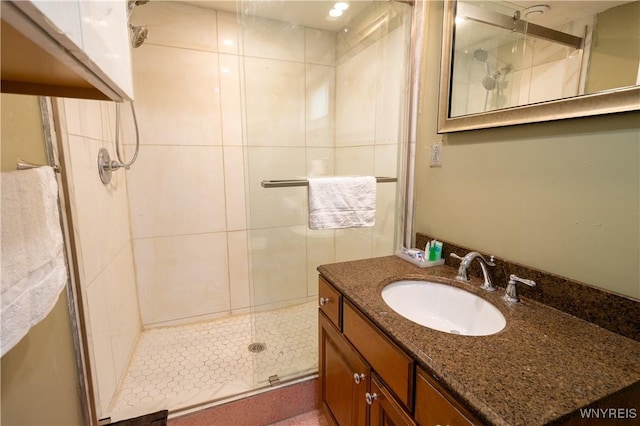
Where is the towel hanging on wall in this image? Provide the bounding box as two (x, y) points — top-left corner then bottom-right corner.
(1, 166), (68, 356)
(308, 176), (376, 230)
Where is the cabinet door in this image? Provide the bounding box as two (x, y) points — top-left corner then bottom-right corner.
(320, 311), (369, 426)
(415, 368), (477, 426)
(368, 375), (417, 426)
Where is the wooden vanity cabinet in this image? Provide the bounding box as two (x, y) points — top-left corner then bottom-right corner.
(414, 368), (477, 426)
(369, 374), (417, 426)
(319, 276), (414, 426)
(319, 276), (481, 426)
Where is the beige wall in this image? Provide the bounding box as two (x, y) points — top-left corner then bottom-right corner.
(415, 2), (640, 299)
(0, 94), (83, 425)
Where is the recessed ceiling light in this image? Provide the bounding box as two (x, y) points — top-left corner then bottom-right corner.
(334, 2), (349, 11)
(523, 5), (550, 18)
(329, 8), (343, 17)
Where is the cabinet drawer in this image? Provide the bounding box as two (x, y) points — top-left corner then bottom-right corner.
(343, 300), (414, 410)
(415, 367), (478, 426)
(319, 276), (342, 329)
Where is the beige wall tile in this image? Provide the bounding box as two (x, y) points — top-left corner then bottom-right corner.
(241, 15), (305, 62)
(335, 42), (378, 147)
(335, 146), (375, 176)
(247, 147), (307, 228)
(217, 11), (241, 54)
(224, 146), (247, 231)
(133, 233), (230, 325)
(244, 57), (305, 147)
(130, 2), (218, 52)
(126, 145), (227, 238)
(219, 54), (244, 147)
(85, 277), (117, 415)
(131, 45), (222, 146)
(306, 229), (335, 296)
(306, 28), (336, 66)
(249, 226), (307, 307)
(227, 231), (250, 312)
(306, 64), (335, 148)
(66, 135), (131, 283)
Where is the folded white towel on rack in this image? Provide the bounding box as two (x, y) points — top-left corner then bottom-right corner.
(308, 176), (376, 230)
(1, 166), (67, 356)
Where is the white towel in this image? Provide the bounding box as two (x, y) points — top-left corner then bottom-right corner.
(308, 176), (376, 230)
(1, 167), (68, 356)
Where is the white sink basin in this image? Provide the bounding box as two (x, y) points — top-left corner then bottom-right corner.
(381, 280), (506, 336)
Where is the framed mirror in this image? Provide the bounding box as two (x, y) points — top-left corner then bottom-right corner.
(438, 0), (640, 133)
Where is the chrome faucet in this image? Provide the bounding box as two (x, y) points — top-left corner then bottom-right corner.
(450, 252), (497, 291)
(503, 274), (536, 303)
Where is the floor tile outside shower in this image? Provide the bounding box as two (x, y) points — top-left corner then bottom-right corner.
(109, 301), (318, 420)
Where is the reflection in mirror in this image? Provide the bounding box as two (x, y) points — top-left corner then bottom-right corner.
(438, 0), (640, 132)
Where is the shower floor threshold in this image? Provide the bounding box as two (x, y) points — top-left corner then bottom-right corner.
(107, 301), (318, 422)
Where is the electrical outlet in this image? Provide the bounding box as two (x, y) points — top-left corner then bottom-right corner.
(430, 140), (442, 167)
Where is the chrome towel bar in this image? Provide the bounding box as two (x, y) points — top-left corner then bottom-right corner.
(261, 177), (397, 188)
(16, 159), (60, 173)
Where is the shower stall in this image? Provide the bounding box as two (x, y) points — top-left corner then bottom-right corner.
(53, 0), (415, 421)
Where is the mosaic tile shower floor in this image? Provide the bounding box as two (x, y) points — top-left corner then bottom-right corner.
(109, 301), (318, 421)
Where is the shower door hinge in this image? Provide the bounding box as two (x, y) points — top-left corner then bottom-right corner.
(268, 375), (281, 387)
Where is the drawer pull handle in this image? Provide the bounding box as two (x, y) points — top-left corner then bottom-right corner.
(365, 392), (378, 405)
(319, 297), (331, 306)
(353, 373), (366, 384)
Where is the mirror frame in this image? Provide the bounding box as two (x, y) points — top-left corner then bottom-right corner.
(437, 0), (640, 133)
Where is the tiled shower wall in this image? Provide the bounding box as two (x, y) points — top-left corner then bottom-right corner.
(56, 99), (142, 418)
(126, 5), (251, 326)
(127, 2), (408, 325)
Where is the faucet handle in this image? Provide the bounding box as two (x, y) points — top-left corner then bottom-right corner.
(486, 255), (496, 267)
(450, 253), (464, 261)
(503, 274), (536, 303)
(510, 274), (535, 287)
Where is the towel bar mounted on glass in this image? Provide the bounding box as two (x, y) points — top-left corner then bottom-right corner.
(261, 177), (397, 188)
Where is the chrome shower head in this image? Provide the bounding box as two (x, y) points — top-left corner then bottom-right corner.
(473, 48), (492, 75)
(128, 0), (150, 16)
(473, 48), (488, 63)
(482, 75), (497, 91)
(130, 25), (148, 48)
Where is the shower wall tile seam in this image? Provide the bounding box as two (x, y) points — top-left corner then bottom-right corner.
(142, 310), (234, 330)
(122, 143), (226, 147)
(84, 238), (135, 288)
(130, 230), (246, 241)
(136, 42), (220, 54)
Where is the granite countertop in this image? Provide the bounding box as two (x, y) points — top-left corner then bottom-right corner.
(317, 256), (640, 426)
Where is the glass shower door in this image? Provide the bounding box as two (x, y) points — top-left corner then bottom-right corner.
(237, 0), (414, 387)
